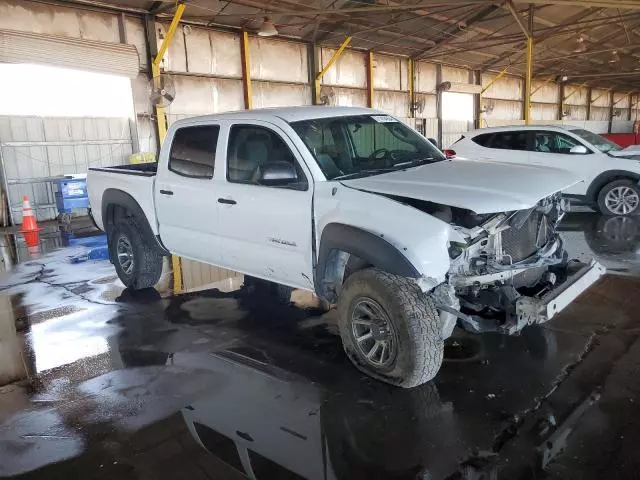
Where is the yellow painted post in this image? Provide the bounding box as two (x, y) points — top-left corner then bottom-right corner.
(152, 2), (186, 293)
(314, 36), (352, 104)
(367, 50), (374, 108)
(240, 31), (252, 109)
(408, 57), (414, 118)
(524, 36), (533, 124)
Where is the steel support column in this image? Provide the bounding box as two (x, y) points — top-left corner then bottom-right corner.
(151, 2), (186, 294)
(436, 63), (443, 148)
(524, 36), (533, 123)
(240, 31), (252, 109)
(366, 50), (374, 108)
(408, 58), (415, 118)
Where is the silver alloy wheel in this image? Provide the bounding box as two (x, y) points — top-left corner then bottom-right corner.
(116, 234), (134, 275)
(605, 186), (640, 215)
(351, 297), (396, 368)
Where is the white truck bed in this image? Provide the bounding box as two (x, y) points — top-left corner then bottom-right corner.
(87, 164), (158, 234)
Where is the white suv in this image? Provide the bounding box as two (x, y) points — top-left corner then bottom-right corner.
(452, 125), (640, 216)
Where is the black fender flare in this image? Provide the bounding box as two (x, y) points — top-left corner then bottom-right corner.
(101, 189), (169, 255)
(315, 223), (420, 300)
(586, 170), (640, 203)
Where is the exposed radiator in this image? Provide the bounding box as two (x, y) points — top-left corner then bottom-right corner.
(501, 212), (549, 263)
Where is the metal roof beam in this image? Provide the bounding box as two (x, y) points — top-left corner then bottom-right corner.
(506, 1), (531, 38)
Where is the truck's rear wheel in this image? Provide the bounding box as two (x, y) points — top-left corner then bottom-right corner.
(337, 268), (443, 388)
(111, 216), (163, 290)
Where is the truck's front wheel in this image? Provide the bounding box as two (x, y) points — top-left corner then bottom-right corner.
(337, 268), (443, 388)
(111, 216), (163, 290)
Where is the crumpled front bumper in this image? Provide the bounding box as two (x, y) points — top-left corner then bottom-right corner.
(509, 259), (606, 334)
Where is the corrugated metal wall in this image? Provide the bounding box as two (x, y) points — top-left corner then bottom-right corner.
(0, 116), (133, 222)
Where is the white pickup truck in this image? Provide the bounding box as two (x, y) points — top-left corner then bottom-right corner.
(87, 106), (605, 388)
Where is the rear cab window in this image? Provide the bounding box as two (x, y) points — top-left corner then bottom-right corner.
(169, 125), (219, 178)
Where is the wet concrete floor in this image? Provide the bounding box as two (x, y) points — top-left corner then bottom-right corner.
(1, 212), (640, 479)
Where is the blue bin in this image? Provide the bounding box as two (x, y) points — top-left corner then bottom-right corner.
(54, 176), (89, 214)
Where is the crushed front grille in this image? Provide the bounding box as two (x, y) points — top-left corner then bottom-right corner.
(501, 212), (549, 263)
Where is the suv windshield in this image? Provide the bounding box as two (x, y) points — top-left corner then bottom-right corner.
(569, 128), (621, 153)
(291, 114), (444, 180)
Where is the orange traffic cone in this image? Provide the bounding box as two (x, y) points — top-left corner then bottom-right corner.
(20, 195), (40, 250)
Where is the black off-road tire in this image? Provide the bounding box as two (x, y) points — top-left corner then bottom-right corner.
(337, 268), (443, 388)
(111, 216), (163, 290)
(597, 179), (640, 216)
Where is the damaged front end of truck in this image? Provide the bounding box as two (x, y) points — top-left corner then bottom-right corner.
(432, 194), (605, 336)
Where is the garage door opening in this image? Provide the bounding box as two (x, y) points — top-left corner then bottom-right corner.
(0, 63), (136, 223)
(442, 91), (474, 148)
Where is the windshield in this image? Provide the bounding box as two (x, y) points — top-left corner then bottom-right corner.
(290, 114), (445, 180)
(569, 128), (621, 153)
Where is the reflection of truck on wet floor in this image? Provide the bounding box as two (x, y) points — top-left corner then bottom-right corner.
(87, 106), (605, 387)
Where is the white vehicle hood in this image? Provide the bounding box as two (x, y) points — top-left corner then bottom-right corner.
(340, 159), (581, 214)
(609, 145), (640, 157)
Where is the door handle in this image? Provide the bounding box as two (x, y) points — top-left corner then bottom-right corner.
(218, 197), (237, 205)
(159, 189), (173, 196)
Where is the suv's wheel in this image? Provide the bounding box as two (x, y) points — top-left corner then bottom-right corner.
(111, 216), (163, 289)
(337, 268), (443, 388)
(597, 179), (640, 216)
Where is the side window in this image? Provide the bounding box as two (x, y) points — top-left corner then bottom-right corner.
(169, 125), (219, 179)
(555, 133), (585, 153)
(489, 131), (528, 150)
(472, 133), (493, 147)
(533, 131), (585, 154)
(227, 125), (307, 188)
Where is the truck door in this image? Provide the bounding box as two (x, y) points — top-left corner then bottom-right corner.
(215, 121), (314, 290)
(155, 123), (222, 264)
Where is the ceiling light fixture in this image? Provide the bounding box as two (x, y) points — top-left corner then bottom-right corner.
(573, 35), (587, 53)
(258, 17), (278, 37)
(610, 50), (620, 63)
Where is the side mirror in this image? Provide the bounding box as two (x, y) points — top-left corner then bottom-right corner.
(569, 145), (589, 154)
(427, 137), (440, 149)
(257, 162), (299, 187)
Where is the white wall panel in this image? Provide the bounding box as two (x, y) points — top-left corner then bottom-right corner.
(166, 76), (243, 115)
(613, 92), (631, 109)
(184, 29), (242, 78)
(481, 74), (522, 101)
(0, 0), (119, 43)
(591, 89), (611, 107)
(442, 65), (470, 84)
(531, 103), (558, 121)
(485, 99), (522, 121)
(250, 37), (307, 83)
(320, 48), (366, 88)
(565, 105), (587, 120)
(125, 16), (147, 70)
(611, 121), (633, 133)
(415, 93), (437, 118)
(590, 106), (609, 121)
(374, 90), (409, 117)
(564, 85), (588, 106)
(158, 22), (187, 72)
(531, 81), (559, 103)
(330, 87), (367, 107)
(252, 82), (310, 109)
(415, 61), (436, 93)
(374, 54), (406, 91)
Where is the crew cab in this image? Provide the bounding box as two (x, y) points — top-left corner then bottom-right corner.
(87, 107), (605, 388)
(452, 125), (640, 216)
